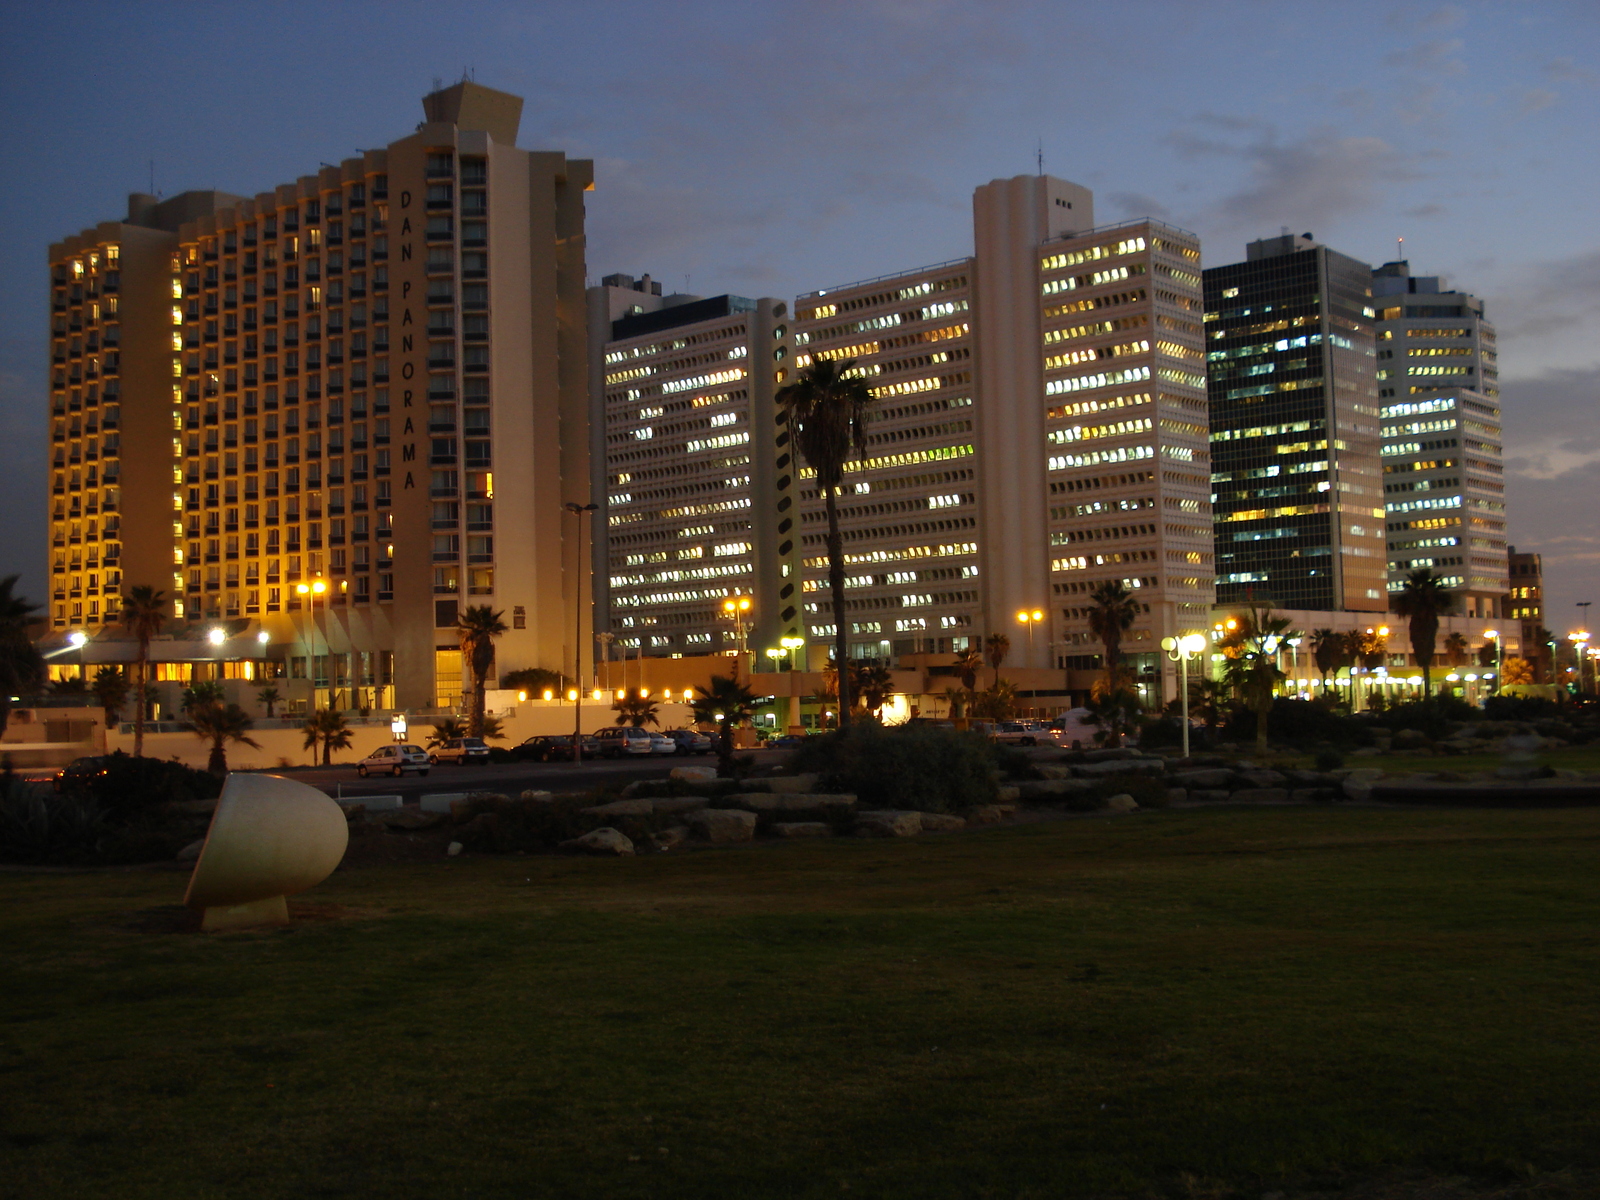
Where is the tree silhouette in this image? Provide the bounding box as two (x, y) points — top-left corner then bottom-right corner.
(119, 586), (167, 757)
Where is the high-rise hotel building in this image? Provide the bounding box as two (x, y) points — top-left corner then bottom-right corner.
(596, 176), (1214, 697)
(46, 83), (594, 709)
(1203, 234), (1387, 613)
(1372, 261), (1507, 618)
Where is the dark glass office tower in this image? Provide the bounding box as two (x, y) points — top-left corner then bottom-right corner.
(1204, 234), (1387, 613)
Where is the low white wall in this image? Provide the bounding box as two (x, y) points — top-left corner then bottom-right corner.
(104, 700), (699, 771)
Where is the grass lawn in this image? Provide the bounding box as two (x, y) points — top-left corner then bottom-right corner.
(3, 806), (1598, 1199)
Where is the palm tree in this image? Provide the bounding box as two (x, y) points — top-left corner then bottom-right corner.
(1217, 604), (1298, 754)
(426, 715), (468, 746)
(1392, 568), (1455, 697)
(1310, 629), (1342, 694)
(455, 605), (507, 737)
(50, 675), (88, 694)
(953, 646), (983, 691)
(91, 667), (129, 748)
(942, 684), (967, 720)
(257, 686), (282, 718)
(1087, 580), (1140, 694)
(983, 633), (1011, 688)
(776, 358), (875, 729)
(612, 693), (660, 727)
(0, 575), (44, 743)
(1442, 631), (1469, 668)
(302, 708), (354, 766)
(968, 678), (1019, 722)
(856, 662), (894, 720)
(690, 673), (758, 777)
(181, 679), (225, 712)
(186, 700), (261, 776)
(119, 585), (167, 758)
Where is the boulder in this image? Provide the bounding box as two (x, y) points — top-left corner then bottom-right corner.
(772, 821), (832, 838)
(919, 813), (966, 832)
(652, 826), (690, 851)
(1392, 728), (1432, 749)
(519, 790), (554, 803)
(1342, 768), (1387, 800)
(581, 798), (655, 818)
(764, 773), (821, 794)
(1291, 787), (1339, 804)
(1229, 787), (1289, 804)
(1171, 768), (1233, 789)
(1103, 793), (1139, 813)
(1234, 769), (1288, 788)
(669, 765), (718, 783)
(1072, 758), (1166, 778)
(446, 841), (463, 857)
(1351, 746), (1385, 757)
(726, 793), (856, 816)
(854, 810), (924, 838)
(652, 796), (711, 816)
(1081, 748), (1139, 762)
(1036, 764), (1075, 780)
(996, 785), (1021, 804)
(1014, 777), (1095, 799)
(559, 827), (635, 856)
(1190, 789), (1230, 803)
(686, 808), (757, 843)
(176, 838), (205, 862)
(968, 805), (1005, 825)
(340, 804), (367, 822)
(452, 793), (507, 823)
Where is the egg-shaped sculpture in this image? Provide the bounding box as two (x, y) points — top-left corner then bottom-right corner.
(184, 772), (349, 930)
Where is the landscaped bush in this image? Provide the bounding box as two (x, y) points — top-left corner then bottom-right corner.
(1225, 698), (1372, 748)
(0, 777), (108, 865)
(989, 743), (1042, 781)
(1368, 696), (1478, 741)
(1137, 716), (1216, 752)
(791, 724), (998, 814)
(1483, 694), (1564, 722)
(454, 792), (668, 854)
(57, 752), (222, 819)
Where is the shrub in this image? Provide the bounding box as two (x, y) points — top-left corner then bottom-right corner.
(1484, 694), (1562, 722)
(1370, 696), (1477, 741)
(1226, 699), (1371, 749)
(1137, 717), (1216, 753)
(792, 724), (998, 814)
(57, 752), (222, 819)
(989, 743), (1041, 781)
(1315, 749), (1346, 772)
(0, 778), (108, 864)
(455, 792), (669, 854)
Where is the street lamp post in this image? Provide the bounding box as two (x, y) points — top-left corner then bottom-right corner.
(564, 501), (598, 763)
(295, 577), (327, 710)
(595, 630), (615, 693)
(1016, 609), (1044, 654)
(1483, 629), (1502, 697)
(722, 596), (752, 673)
(1161, 633), (1208, 759)
(1570, 629), (1592, 695)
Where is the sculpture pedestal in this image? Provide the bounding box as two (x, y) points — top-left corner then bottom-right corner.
(200, 894), (289, 932)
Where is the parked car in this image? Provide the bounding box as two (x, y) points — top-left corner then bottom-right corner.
(648, 732), (676, 755)
(52, 755), (109, 793)
(591, 727), (656, 758)
(429, 737), (491, 766)
(663, 728), (713, 756)
(1049, 708), (1103, 749)
(513, 734), (601, 762)
(990, 721), (1049, 746)
(769, 734), (808, 750)
(356, 744), (432, 777)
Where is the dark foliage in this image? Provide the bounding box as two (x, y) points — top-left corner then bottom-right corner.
(1224, 698), (1373, 748)
(1367, 695), (1478, 741)
(989, 743), (1042, 781)
(1483, 694), (1564, 722)
(0, 778), (109, 864)
(791, 723), (998, 814)
(56, 751), (222, 819)
(1315, 749), (1346, 772)
(453, 792), (669, 854)
(1137, 717), (1217, 752)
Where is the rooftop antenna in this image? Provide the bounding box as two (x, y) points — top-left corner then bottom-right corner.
(1397, 235), (1404, 262)
(1036, 138), (1044, 176)
(148, 159), (155, 196)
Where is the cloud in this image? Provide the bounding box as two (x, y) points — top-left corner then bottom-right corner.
(1386, 6), (1465, 33)
(1516, 88), (1558, 117)
(1505, 457), (1600, 619)
(1187, 126), (1419, 232)
(1382, 37), (1466, 74)
(1545, 56), (1597, 85)
(1108, 191), (1171, 220)
(1499, 365), (1600, 466)
(1402, 203), (1448, 218)
(1494, 249), (1600, 341)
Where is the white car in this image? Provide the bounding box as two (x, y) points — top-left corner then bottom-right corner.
(356, 744), (432, 777)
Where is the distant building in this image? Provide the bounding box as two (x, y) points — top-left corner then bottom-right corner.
(1372, 261), (1507, 618)
(45, 82), (594, 711)
(1203, 233), (1387, 613)
(1506, 545), (1547, 676)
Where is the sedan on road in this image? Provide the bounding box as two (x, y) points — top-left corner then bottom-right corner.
(513, 734), (602, 762)
(663, 728), (713, 755)
(356, 744), (432, 777)
(429, 737), (491, 766)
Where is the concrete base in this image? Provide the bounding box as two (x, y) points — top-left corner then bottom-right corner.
(200, 894), (289, 931)
(420, 792), (468, 813)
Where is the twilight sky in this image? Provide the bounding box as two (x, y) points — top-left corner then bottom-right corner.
(2, 0), (1597, 637)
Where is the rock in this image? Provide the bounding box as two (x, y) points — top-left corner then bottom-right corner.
(340, 804), (367, 822)
(992, 802), (1019, 817)
(519, 790), (554, 802)
(764, 773), (820, 793)
(772, 821), (832, 838)
(652, 796), (711, 816)
(1013, 778), (1095, 799)
(446, 841), (463, 857)
(853, 810), (924, 837)
(1234, 769), (1288, 788)
(1170, 768), (1233, 788)
(1229, 787), (1289, 804)
(669, 765), (718, 783)
(559, 827), (635, 856)
(619, 780), (652, 798)
(1103, 793), (1139, 813)
(686, 808), (758, 843)
(727, 793), (856, 816)
(451, 793), (507, 823)
(1072, 758), (1166, 778)
(379, 810), (448, 831)
(1392, 728), (1432, 749)
(968, 805), (1005, 825)
(177, 838), (205, 862)
(1190, 789), (1230, 803)
(1351, 746), (1384, 757)
(919, 813), (966, 832)
(457, 812), (496, 836)
(1036, 764), (1074, 780)
(581, 798), (655, 818)
(1342, 768), (1386, 800)
(1291, 787), (1339, 804)
(996, 785), (1021, 804)
(1081, 748), (1139, 762)
(652, 826), (690, 851)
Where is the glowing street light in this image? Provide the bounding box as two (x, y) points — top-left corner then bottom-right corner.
(1483, 629), (1502, 696)
(1016, 608), (1045, 650)
(781, 635), (805, 671)
(1161, 633), (1208, 758)
(295, 577), (329, 705)
(722, 596), (753, 665)
(208, 627), (225, 646)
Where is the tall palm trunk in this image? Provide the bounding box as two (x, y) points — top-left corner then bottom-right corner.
(133, 645), (148, 757)
(825, 487), (851, 728)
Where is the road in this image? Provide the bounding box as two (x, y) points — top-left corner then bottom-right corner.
(283, 751), (762, 802)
